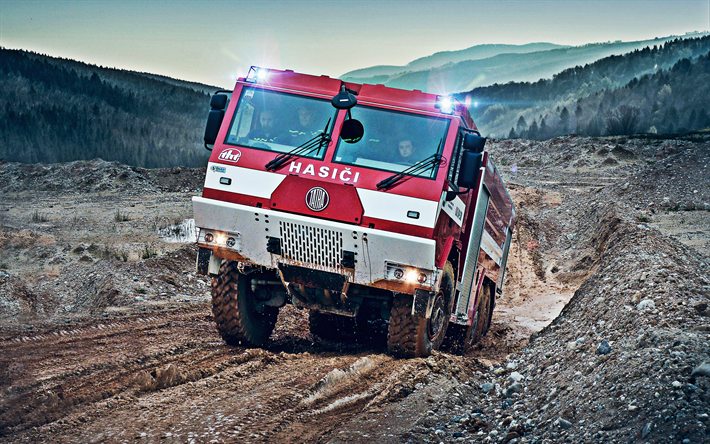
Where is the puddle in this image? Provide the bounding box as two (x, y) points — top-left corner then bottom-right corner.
(159, 219), (196, 243)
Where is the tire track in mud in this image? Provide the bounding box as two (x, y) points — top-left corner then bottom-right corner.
(1, 307), (236, 437)
(2, 302), (453, 444)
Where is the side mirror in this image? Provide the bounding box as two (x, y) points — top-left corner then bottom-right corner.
(463, 133), (486, 153)
(340, 119), (364, 144)
(456, 151), (483, 189)
(204, 94), (228, 149)
(331, 86), (357, 110)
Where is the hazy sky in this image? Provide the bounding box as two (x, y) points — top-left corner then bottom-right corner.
(1, 0), (709, 88)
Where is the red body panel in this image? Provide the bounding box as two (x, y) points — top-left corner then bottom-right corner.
(270, 175), (363, 224)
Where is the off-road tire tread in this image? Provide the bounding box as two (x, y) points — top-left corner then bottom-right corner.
(387, 262), (455, 358)
(387, 294), (419, 357)
(211, 260), (278, 346)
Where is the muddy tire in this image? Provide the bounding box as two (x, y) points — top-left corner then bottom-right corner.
(387, 263), (455, 358)
(308, 310), (357, 340)
(211, 260), (278, 347)
(482, 285), (494, 335)
(464, 283), (491, 350)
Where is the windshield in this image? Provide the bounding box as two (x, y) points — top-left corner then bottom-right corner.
(333, 106), (450, 179)
(224, 87), (336, 159)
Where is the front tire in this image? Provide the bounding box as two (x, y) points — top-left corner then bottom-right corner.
(211, 260), (278, 346)
(387, 263), (455, 358)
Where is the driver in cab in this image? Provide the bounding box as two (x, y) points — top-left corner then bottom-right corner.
(247, 110), (283, 145)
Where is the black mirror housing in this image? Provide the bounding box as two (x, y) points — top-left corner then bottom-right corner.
(210, 94), (228, 110)
(457, 151), (483, 189)
(463, 133), (486, 153)
(204, 109), (225, 145)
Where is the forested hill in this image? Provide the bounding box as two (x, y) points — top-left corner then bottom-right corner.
(0, 48), (216, 168)
(458, 35), (710, 139)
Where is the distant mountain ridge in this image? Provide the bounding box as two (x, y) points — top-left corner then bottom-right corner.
(0, 48), (214, 168)
(456, 35), (710, 139)
(342, 33), (709, 94)
(340, 43), (567, 78)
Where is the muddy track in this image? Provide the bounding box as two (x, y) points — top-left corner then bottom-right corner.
(1, 301), (491, 444)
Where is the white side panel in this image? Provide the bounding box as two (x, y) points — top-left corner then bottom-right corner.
(480, 230), (503, 265)
(204, 162), (286, 198)
(356, 189), (438, 228)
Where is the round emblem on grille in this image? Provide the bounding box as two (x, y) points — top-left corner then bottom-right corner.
(305, 187), (329, 212)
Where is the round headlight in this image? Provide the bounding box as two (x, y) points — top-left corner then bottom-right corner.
(405, 270), (418, 283)
(394, 268), (404, 280)
(417, 273), (427, 284)
(204, 233), (214, 243)
(226, 237), (236, 248)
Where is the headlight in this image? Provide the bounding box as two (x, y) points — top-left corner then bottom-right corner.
(405, 270), (418, 283)
(385, 262), (433, 285)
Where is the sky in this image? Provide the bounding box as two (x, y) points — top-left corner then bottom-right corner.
(1, 0), (709, 89)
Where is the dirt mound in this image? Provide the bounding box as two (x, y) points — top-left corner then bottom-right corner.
(0, 159), (204, 195)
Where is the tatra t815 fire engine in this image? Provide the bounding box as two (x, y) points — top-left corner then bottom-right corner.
(194, 66), (515, 357)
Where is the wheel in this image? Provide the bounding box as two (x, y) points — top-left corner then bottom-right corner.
(464, 283), (491, 350)
(482, 284), (494, 335)
(387, 263), (455, 358)
(211, 260), (278, 346)
(309, 310), (357, 341)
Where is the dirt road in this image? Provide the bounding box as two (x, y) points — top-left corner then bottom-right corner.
(1, 135), (709, 443)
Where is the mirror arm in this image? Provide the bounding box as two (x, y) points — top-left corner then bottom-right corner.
(445, 188), (469, 201)
(204, 142), (213, 152)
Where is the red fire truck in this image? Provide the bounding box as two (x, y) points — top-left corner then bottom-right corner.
(194, 66), (515, 357)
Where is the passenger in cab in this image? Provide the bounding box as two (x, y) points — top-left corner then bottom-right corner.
(248, 110), (282, 144)
(288, 106), (323, 146)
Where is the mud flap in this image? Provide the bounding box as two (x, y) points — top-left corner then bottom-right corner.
(196, 247), (211, 275)
(208, 252), (222, 277)
(412, 288), (435, 319)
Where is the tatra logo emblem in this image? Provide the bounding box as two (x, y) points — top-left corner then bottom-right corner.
(218, 149), (242, 163)
(305, 187), (329, 212)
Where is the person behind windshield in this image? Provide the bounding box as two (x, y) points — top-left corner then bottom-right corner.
(248, 109), (282, 144)
(393, 139), (416, 165)
(288, 106), (323, 146)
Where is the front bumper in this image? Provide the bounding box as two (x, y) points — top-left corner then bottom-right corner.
(193, 196), (440, 292)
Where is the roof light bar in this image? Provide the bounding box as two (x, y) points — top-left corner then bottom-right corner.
(246, 66), (269, 83)
(435, 95), (456, 114)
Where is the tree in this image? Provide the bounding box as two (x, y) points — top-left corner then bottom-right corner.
(528, 119), (539, 139)
(560, 106), (570, 134)
(516, 115), (527, 134)
(697, 109), (710, 129)
(605, 105), (641, 135)
(575, 105), (583, 132)
(687, 109), (697, 129)
(508, 127), (517, 139)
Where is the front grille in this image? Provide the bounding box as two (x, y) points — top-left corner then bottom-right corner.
(279, 222), (343, 270)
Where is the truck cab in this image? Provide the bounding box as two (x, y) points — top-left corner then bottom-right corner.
(194, 66), (515, 357)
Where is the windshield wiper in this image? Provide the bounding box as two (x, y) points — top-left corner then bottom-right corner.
(265, 118), (331, 171)
(376, 139), (443, 190)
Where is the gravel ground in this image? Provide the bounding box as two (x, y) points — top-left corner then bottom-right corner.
(0, 136), (708, 443)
